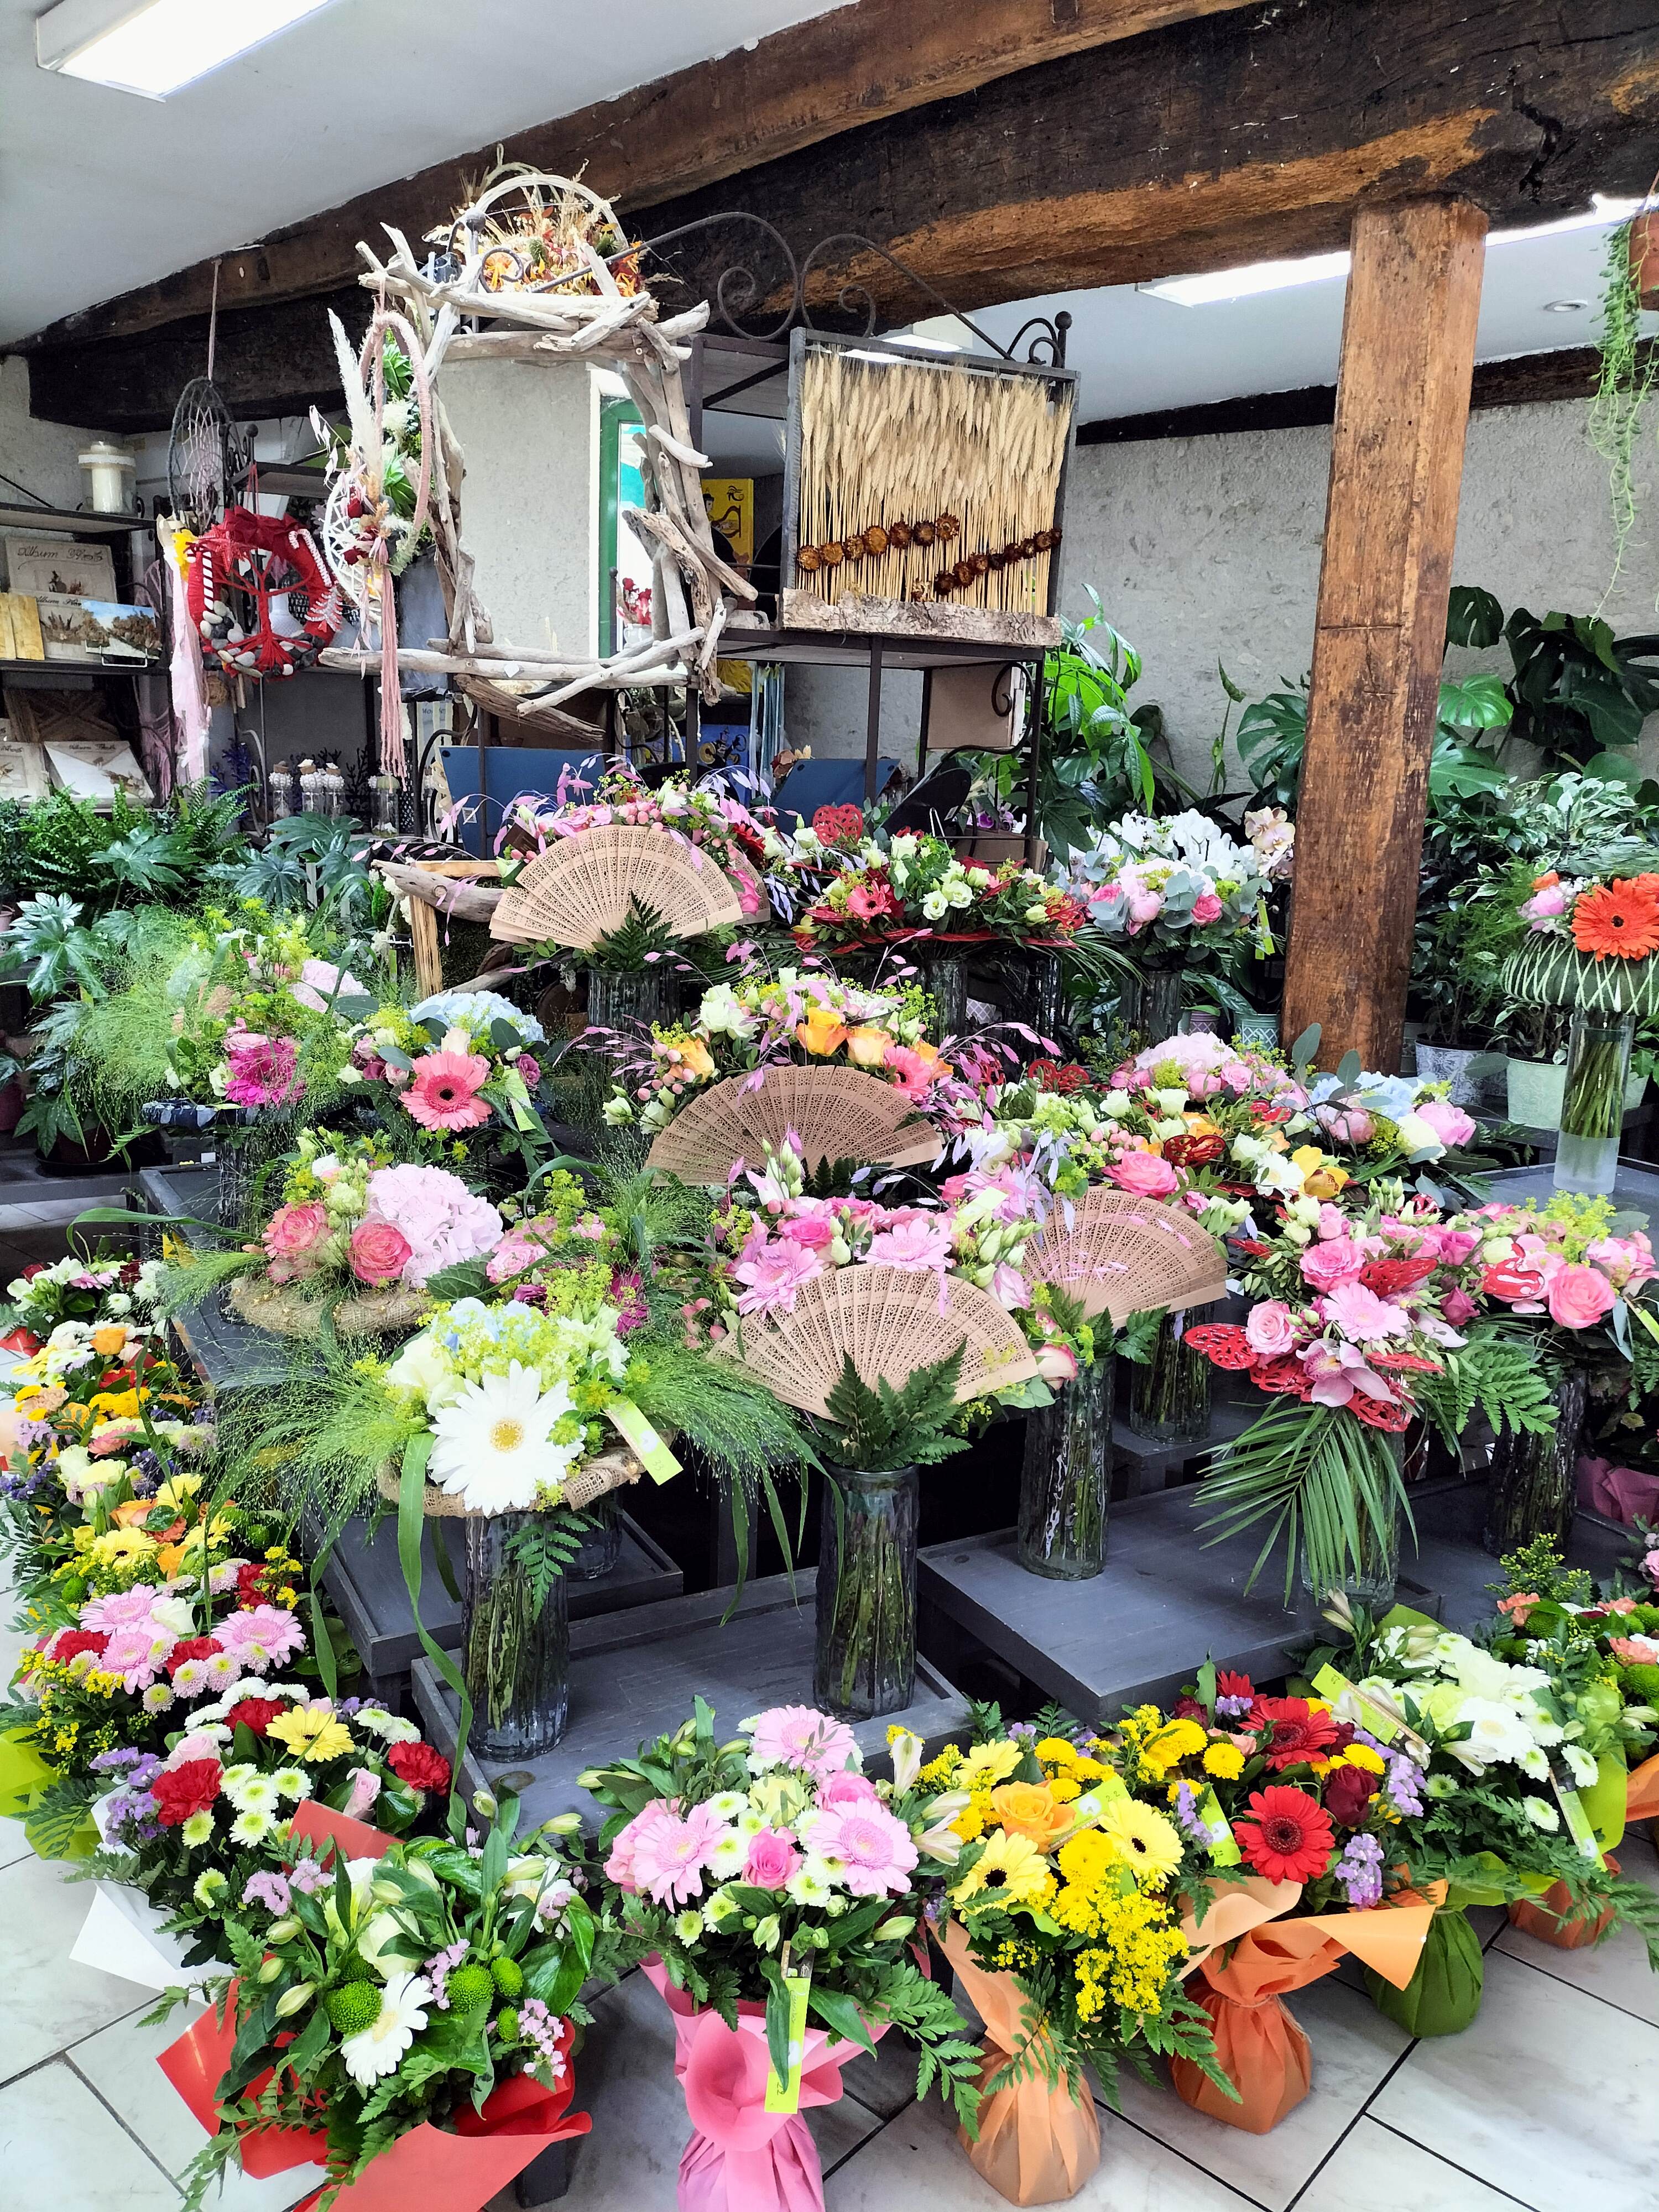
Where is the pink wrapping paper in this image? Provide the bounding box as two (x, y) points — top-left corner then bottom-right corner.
(1576, 1455), (1659, 1525)
(644, 1956), (883, 2212)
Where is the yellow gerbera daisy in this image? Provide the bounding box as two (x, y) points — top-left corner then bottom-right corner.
(266, 1705), (354, 1764)
(958, 1740), (1024, 1790)
(90, 1526), (158, 1567)
(1097, 1798), (1184, 1888)
(950, 1827), (1056, 1912)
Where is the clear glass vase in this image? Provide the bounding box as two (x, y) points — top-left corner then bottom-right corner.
(215, 1118), (286, 1231)
(1554, 1010), (1633, 1196)
(914, 943), (969, 1040)
(1301, 1471), (1402, 1609)
(814, 1466), (919, 1723)
(586, 967), (672, 1035)
(1139, 964), (1183, 1046)
(1128, 1309), (1212, 1442)
(1019, 951), (1066, 1048)
(569, 1492), (623, 1580)
(1483, 1369), (1588, 1557)
(1017, 1358), (1110, 1579)
(463, 1512), (570, 1757)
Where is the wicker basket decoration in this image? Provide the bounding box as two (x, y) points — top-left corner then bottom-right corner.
(490, 826), (745, 949)
(1025, 1188), (1228, 1326)
(374, 1440), (649, 1519)
(227, 1272), (430, 1341)
(729, 1264), (1039, 1418)
(646, 1066), (941, 1183)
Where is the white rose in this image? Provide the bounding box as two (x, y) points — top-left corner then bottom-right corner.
(921, 890), (949, 921)
(385, 1332), (464, 1410)
(1394, 1112), (1444, 1157)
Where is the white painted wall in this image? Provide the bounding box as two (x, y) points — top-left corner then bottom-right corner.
(1057, 397), (1659, 791)
(0, 357), (109, 512)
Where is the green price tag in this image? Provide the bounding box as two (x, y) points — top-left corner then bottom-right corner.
(1554, 1777), (1604, 1865)
(1198, 1787), (1241, 1866)
(607, 1399), (681, 1484)
(764, 1967), (812, 2114)
(1312, 1664), (1401, 1746)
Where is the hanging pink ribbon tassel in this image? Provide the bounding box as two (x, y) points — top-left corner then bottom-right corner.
(375, 543), (406, 779)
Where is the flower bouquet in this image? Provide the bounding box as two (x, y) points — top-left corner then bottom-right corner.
(925, 1720), (1227, 2201)
(166, 1131), (505, 1340)
(1504, 867), (1659, 1193)
(1097, 1688), (1442, 2128)
(503, 766), (774, 913)
(160, 1793), (599, 2212)
(0, 1245), (166, 1355)
(343, 989), (551, 1167)
(782, 827), (1084, 957)
(584, 1700), (981, 2212)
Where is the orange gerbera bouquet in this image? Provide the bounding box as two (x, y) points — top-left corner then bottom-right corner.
(1520, 869), (1659, 961)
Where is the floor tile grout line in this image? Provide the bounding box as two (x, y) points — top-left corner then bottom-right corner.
(62, 2048), (184, 2195)
(820, 2097), (903, 2178)
(1484, 1939), (1659, 2033)
(1091, 2095), (1277, 2212)
(1279, 2021), (1422, 2212)
(1364, 2114), (1537, 2210)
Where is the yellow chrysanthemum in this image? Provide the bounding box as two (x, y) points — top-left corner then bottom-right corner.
(951, 1802), (985, 1843)
(1203, 1743), (1245, 1781)
(1036, 1736), (1079, 1768)
(1048, 1773), (1082, 1804)
(1333, 1743), (1386, 1775)
(1097, 1798), (1184, 1889)
(265, 1706), (354, 1763)
(951, 1828), (1057, 1912)
(958, 1740), (1024, 1790)
(1146, 1718), (1207, 1767)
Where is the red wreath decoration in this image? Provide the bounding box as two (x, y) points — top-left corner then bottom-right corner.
(185, 507), (341, 679)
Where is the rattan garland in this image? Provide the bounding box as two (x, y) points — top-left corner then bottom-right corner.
(374, 1443), (650, 1519)
(227, 1272), (430, 1340)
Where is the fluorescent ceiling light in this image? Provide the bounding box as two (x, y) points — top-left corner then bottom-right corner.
(37, 0), (336, 100)
(1142, 251), (1351, 307)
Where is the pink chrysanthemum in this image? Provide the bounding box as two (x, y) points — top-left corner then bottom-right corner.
(401, 1051), (493, 1132)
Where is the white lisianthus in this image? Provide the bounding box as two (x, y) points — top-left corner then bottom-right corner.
(385, 1330), (466, 1412)
(920, 890), (949, 921)
(1394, 1112), (1444, 1157)
(698, 984), (757, 1039)
(602, 1093), (636, 1125)
(943, 878), (974, 910)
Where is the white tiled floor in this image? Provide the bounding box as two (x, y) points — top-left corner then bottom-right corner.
(5, 1583), (1659, 2206)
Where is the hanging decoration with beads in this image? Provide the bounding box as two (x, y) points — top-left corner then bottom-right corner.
(183, 508), (340, 679)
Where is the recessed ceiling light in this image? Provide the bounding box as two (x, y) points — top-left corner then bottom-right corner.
(1543, 299), (1591, 314)
(36, 0), (338, 101)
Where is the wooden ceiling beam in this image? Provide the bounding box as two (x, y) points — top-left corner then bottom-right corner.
(14, 1), (1253, 351)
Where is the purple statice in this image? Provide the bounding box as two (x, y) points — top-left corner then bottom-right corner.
(1384, 1752), (1426, 1817)
(242, 1870), (292, 1914)
(1172, 1780), (1212, 1843)
(515, 1999), (568, 2078)
(424, 1939), (469, 2010)
(103, 1790), (161, 1844)
(0, 1463), (50, 1503)
(336, 1697), (363, 1717)
(288, 1855), (332, 1896)
(1335, 1832), (1384, 1908)
(91, 1747), (143, 1773)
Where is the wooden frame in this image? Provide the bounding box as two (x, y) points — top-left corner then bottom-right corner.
(395, 859), (504, 997)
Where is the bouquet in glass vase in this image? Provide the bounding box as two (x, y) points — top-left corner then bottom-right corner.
(160, 1794), (600, 2211)
(584, 1699), (981, 2211)
(925, 1717), (1227, 2197)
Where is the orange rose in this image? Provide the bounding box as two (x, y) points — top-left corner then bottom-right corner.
(796, 1008), (848, 1056)
(90, 1324), (128, 1358)
(843, 1025), (891, 1068)
(111, 1500), (153, 1528)
(988, 1780), (1072, 1849)
(671, 1036), (716, 1081)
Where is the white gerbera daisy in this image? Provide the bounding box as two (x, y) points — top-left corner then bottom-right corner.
(340, 1970), (432, 2086)
(428, 1363), (580, 1512)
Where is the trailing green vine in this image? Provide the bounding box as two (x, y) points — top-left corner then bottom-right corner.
(1588, 217), (1659, 604)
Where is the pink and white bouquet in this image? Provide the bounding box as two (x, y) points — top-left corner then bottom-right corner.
(1069, 812), (1275, 959)
(259, 1133), (503, 1293)
(340, 990), (551, 1159)
(502, 766), (774, 917)
(1447, 1192), (1659, 1373)
(584, 1702), (982, 2134)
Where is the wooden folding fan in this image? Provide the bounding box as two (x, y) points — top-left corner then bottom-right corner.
(731, 1263), (1040, 1416)
(1025, 1186), (1228, 1324)
(647, 1065), (941, 1183)
(489, 825), (745, 947)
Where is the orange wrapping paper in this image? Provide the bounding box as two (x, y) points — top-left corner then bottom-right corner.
(158, 1986), (327, 2178)
(1168, 1882), (1440, 2133)
(938, 1922), (1100, 2205)
(1627, 1752), (1659, 1823)
(1507, 1851), (1621, 1949)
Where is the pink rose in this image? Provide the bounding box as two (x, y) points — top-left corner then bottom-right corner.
(1127, 893), (1164, 927)
(1522, 884), (1568, 920)
(1244, 1301), (1297, 1356)
(1190, 890), (1224, 925)
(818, 1770), (881, 1809)
(1441, 1287), (1478, 1324)
(780, 1214), (836, 1251)
(263, 1203), (330, 1282)
(742, 1829), (802, 1890)
(1108, 1152), (1178, 1197)
(349, 1218), (414, 1287)
(1642, 1548), (1659, 1589)
(1301, 1238), (1365, 1291)
(1413, 1098), (1477, 1149)
(1314, 1103), (1373, 1145)
(1435, 1229), (1482, 1267)
(1036, 1340), (1079, 1384)
(1545, 1264), (1616, 1330)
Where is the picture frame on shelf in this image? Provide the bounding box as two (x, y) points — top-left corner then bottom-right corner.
(1, 533), (118, 602)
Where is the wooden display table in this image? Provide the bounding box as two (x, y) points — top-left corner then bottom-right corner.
(411, 1569), (970, 1824)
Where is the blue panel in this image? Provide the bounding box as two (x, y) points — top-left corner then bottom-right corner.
(770, 757), (903, 828)
(440, 746), (608, 852)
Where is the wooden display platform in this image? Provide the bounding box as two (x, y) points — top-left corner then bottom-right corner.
(411, 1569), (971, 1824)
(326, 1510), (683, 1709)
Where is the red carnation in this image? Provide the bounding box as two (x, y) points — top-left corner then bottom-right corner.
(164, 1636), (222, 1680)
(20, 1261), (49, 1280)
(1173, 1695), (1208, 1721)
(51, 1629), (109, 1664)
(1249, 1697), (1341, 1771)
(1184, 1323), (1254, 1370)
(386, 1740), (452, 1795)
(152, 1760), (222, 1828)
(1234, 1785), (1335, 1885)
(1360, 1256), (1437, 1298)
(225, 1698), (280, 1736)
(1323, 1764), (1379, 1829)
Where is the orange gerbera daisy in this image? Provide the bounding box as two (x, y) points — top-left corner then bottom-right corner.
(1572, 879), (1659, 960)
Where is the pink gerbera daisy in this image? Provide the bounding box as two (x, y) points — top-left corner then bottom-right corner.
(801, 1801), (919, 1896)
(403, 1052), (493, 1132)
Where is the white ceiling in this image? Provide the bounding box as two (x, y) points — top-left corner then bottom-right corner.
(0, 0), (848, 343)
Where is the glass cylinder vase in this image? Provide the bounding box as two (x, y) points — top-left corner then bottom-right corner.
(1128, 1309), (1212, 1442)
(1301, 1447), (1404, 1609)
(568, 1491), (623, 1580)
(586, 967), (673, 1036)
(913, 942), (969, 1040)
(1554, 1010), (1633, 1197)
(814, 1465), (919, 1723)
(1139, 963), (1183, 1046)
(463, 1512), (571, 1757)
(1017, 1358), (1110, 1579)
(1483, 1368), (1587, 1557)
(1018, 950), (1067, 1048)
(215, 1118), (285, 1232)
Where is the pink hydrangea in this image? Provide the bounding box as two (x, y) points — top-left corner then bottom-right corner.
(364, 1166), (503, 1288)
(800, 1801), (918, 1896)
(747, 1705), (859, 1780)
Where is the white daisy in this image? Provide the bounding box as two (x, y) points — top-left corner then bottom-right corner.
(230, 1809), (274, 1846)
(340, 1971), (432, 2086)
(428, 1363), (580, 1513)
(351, 1706), (421, 1745)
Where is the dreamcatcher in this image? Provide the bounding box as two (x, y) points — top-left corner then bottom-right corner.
(184, 507), (340, 678)
(316, 303), (434, 779)
(166, 263), (253, 533)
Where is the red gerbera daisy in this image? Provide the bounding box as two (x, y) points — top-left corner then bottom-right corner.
(1183, 1323), (1254, 1370)
(1216, 1670), (1255, 1702)
(1249, 1697), (1341, 1771)
(1234, 1785), (1335, 1885)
